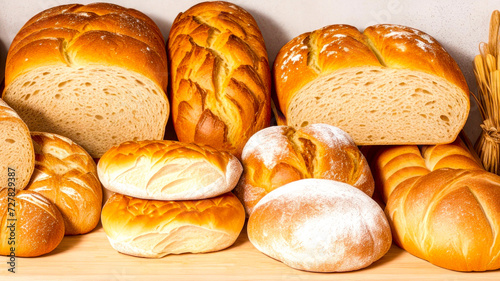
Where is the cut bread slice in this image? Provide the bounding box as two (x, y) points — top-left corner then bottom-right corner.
(0, 99), (35, 191)
(274, 24), (469, 145)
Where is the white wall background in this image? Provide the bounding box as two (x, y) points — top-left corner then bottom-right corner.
(0, 0), (497, 143)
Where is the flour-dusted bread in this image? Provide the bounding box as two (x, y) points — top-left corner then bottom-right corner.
(0, 99), (34, 191)
(274, 24), (469, 145)
(97, 140), (242, 200)
(235, 124), (374, 215)
(101, 192), (245, 258)
(248, 179), (391, 272)
(168, 1), (271, 158)
(386, 169), (500, 271)
(25, 132), (102, 235)
(2, 3), (169, 158)
(0, 189), (65, 257)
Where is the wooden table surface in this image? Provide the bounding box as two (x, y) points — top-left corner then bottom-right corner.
(1, 223), (499, 281)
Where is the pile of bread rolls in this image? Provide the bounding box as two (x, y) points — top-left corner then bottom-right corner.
(1, 0), (499, 275)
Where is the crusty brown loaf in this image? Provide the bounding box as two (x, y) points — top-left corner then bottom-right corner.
(101, 192), (245, 258)
(97, 140), (242, 200)
(274, 24), (469, 145)
(168, 1), (271, 158)
(234, 124), (374, 215)
(25, 132), (102, 235)
(386, 169), (500, 271)
(0, 99), (34, 192)
(2, 3), (169, 158)
(372, 138), (483, 202)
(0, 189), (65, 257)
(248, 179), (392, 272)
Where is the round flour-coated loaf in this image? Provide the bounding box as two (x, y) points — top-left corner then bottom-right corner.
(97, 140), (242, 200)
(248, 179), (392, 272)
(101, 192), (245, 258)
(235, 124), (374, 215)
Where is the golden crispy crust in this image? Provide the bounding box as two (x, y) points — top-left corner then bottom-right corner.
(168, 1), (271, 158)
(26, 132), (102, 235)
(0, 190), (65, 257)
(4, 2), (167, 90)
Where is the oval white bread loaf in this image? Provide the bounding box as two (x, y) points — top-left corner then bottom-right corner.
(2, 3), (169, 158)
(0, 189), (65, 257)
(385, 169), (500, 271)
(248, 179), (392, 272)
(0, 99), (34, 191)
(168, 1), (271, 158)
(97, 140), (242, 200)
(101, 192), (245, 258)
(235, 124), (374, 215)
(274, 24), (469, 145)
(25, 132), (102, 235)
(372, 138), (483, 202)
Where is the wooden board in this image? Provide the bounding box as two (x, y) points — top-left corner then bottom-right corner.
(1, 223), (499, 281)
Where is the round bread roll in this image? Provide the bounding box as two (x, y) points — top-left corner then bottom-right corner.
(0, 189), (65, 257)
(101, 192), (245, 258)
(248, 179), (391, 272)
(386, 169), (500, 271)
(97, 140), (242, 200)
(235, 124), (374, 215)
(25, 132), (102, 235)
(0, 99), (34, 192)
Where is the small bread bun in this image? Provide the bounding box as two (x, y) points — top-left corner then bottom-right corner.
(101, 192), (245, 258)
(0, 189), (65, 257)
(26, 132), (102, 235)
(248, 179), (391, 272)
(235, 124), (374, 215)
(97, 140), (242, 200)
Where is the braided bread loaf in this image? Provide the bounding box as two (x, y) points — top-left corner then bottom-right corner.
(2, 3), (169, 158)
(168, 1), (271, 158)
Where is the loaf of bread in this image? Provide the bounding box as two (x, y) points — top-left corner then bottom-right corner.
(0, 99), (34, 191)
(248, 179), (391, 272)
(168, 1), (271, 158)
(97, 140), (242, 200)
(235, 124), (374, 215)
(386, 169), (500, 271)
(25, 132), (102, 235)
(0, 189), (65, 257)
(372, 138), (483, 202)
(274, 24), (469, 145)
(101, 192), (245, 258)
(2, 3), (169, 158)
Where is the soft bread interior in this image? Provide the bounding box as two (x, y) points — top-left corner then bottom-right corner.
(0, 121), (33, 190)
(4, 65), (169, 158)
(287, 66), (468, 145)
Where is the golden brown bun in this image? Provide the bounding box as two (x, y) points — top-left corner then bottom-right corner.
(372, 138), (482, 202)
(235, 124), (374, 215)
(0, 99), (35, 191)
(386, 169), (500, 271)
(274, 24), (469, 145)
(97, 140), (242, 200)
(2, 3), (169, 158)
(101, 192), (245, 258)
(248, 179), (392, 272)
(0, 189), (65, 257)
(168, 1), (271, 158)
(26, 132), (102, 235)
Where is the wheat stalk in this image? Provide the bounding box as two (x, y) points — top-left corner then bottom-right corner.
(473, 10), (500, 174)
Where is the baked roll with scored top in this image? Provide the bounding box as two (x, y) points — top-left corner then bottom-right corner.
(97, 140), (242, 201)
(168, 1), (271, 158)
(2, 3), (169, 158)
(101, 192), (245, 258)
(26, 132), (102, 235)
(235, 123), (374, 215)
(274, 24), (469, 145)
